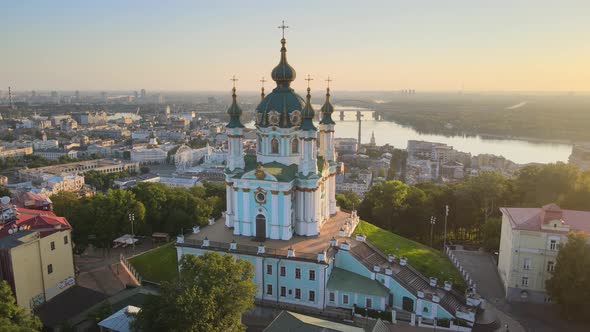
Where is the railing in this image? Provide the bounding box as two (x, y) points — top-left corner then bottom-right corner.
(180, 238), (327, 262)
(120, 253), (142, 285)
(255, 299), (352, 321)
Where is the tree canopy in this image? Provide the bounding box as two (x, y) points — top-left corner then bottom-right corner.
(131, 253), (256, 332)
(546, 232), (590, 322)
(0, 281), (42, 332)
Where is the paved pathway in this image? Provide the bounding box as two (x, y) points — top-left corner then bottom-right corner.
(451, 248), (526, 332)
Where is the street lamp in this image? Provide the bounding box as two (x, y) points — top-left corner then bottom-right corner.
(443, 205), (449, 250)
(430, 216), (436, 248)
(128, 213), (135, 252)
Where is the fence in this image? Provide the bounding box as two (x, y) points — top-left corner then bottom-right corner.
(120, 253), (142, 285)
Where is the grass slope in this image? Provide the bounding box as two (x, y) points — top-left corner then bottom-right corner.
(353, 220), (466, 291)
(129, 242), (178, 283)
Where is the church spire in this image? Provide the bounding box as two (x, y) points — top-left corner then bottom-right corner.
(301, 75), (316, 131)
(226, 75), (244, 128)
(320, 77), (336, 125)
(260, 77), (266, 101)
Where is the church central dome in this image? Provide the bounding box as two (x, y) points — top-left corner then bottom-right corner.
(256, 36), (306, 128)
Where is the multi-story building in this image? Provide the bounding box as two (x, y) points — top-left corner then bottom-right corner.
(130, 146), (168, 165)
(0, 204), (75, 310)
(0, 146), (33, 160)
(18, 159), (139, 181)
(32, 138), (59, 151)
(33, 148), (77, 160)
(72, 111), (107, 126)
(41, 173), (85, 195)
(497, 203), (590, 303)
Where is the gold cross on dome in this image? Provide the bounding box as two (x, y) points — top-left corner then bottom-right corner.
(305, 74), (314, 88)
(278, 20), (289, 38)
(230, 75), (239, 88)
(325, 76), (333, 88)
(260, 77), (267, 88)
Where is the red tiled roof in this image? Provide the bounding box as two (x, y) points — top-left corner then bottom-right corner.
(0, 207), (71, 238)
(500, 204), (590, 233)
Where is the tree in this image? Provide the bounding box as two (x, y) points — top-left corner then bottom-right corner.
(546, 232), (590, 322)
(131, 253), (256, 332)
(0, 186), (11, 197)
(140, 166), (150, 174)
(336, 191), (361, 211)
(481, 218), (502, 252)
(0, 280), (42, 332)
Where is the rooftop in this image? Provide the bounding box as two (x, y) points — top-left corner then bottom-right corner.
(0, 206), (71, 239)
(264, 310), (364, 332)
(183, 211), (358, 260)
(327, 267), (389, 297)
(501, 203), (590, 232)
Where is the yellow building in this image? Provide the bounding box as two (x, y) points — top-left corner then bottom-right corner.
(497, 203), (590, 303)
(0, 206), (75, 310)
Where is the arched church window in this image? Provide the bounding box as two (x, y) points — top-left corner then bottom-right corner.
(271, 138), (279, 154)
(291, 138), (299, 154)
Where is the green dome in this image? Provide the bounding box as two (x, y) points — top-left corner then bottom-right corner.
(271, 38), (296, 87)
(256, 37), (305, 128)
(300, 88), (317, 131)
(226, 87), (244, 128)
(319, 87), (336, 125)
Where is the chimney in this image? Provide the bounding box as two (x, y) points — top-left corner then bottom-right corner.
(399, 257), (408, 266)
(429, 277), (438, 287)
(201, 237), (209, 247)
(229, 239), (237, 250)
(330, 237), (338, 247)
(388, 254), (396, 263)
(444, 281), (452, 291)
(317, 251), (326, 263)
(176, 234), (185, 244)
(355, 234), (366, 242)
(340, 241), (350, 251)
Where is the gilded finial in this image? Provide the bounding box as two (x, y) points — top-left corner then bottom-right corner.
(260, 77), (266, 101)
(278, 20), (289, 39)
(305, 75), (313, 98)
(230, 75), (239, 96)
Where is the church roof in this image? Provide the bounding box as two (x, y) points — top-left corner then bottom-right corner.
(319, 87), (336, 125)
(226, 85), (244, 129)
(300, 87), (317, 131)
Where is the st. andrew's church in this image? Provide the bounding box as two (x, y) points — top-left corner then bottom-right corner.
(176, 26), (480, 330)
(223, 27), (337, 240)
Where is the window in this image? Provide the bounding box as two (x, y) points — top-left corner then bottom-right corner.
(266, 264), (272, 275)
(291, 138), (299, 154)
(280, 266), (286, 277)
(549, 239), (558, 251)
(271, 138), (279, 154)
(329, 292), (335, 302)
(366, 298), (372, 309)
(266, 284), (273, 295)
(280, 286), (286, 297)
(47, 264), (53, 274)
(547, 261), (555, 272)
(309, 290), (315, 302)
(50, 241), (55, 251)
(295, 288), (301, 299)
(257, 135), (262, 152)
(295, 268), (301, 279)
(309, 270), (316, 281)
(64, 235), (68, 245)
(521, 276), (529, 287)
(523, 258), (531, 270)
(343, 294), (349, 304)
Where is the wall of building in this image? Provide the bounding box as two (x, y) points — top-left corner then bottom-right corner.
(39, 230), (75, 301)
(10, 233), (45, 309)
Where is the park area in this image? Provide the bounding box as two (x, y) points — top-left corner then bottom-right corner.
(129, 242), (178, 283)
(353, 220), (466, 291)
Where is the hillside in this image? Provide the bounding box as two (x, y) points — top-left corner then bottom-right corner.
(353, 220), (466, 292)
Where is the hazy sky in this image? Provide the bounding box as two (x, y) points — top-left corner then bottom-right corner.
(2, 0), (589, 92)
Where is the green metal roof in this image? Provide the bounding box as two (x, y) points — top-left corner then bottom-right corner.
(226, 87), (244, 128)
(238, 155), (298, 182)
(327, 268), (390, 297)
(319, 88), (336, 125)
(264, 311), (363, 332)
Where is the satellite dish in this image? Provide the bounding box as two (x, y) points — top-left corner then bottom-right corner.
(8, 229), (13, 234)
(0, 196), (10, 204)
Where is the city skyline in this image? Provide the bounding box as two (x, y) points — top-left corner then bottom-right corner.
(2, 0), (589, 92)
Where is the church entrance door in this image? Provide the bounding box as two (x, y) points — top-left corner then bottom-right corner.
(255, 214), (266, 239)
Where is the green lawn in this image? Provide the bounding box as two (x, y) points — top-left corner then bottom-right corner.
(353, 220), (466, 292)
(129, 242), (178, 283)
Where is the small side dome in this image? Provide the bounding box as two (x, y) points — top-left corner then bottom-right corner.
(300, 87), (316, 131)
(226, 86), (244, 128)
(320, 87), (336, 125)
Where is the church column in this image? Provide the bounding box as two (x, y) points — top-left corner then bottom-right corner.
(282, 190), (292, 239)
(242, 189), (251, 236)
(271, 190), (279, 239)
(225, 183), (234, 228)
(233, 187), (241, 235)
(329, 175), (337, 215)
